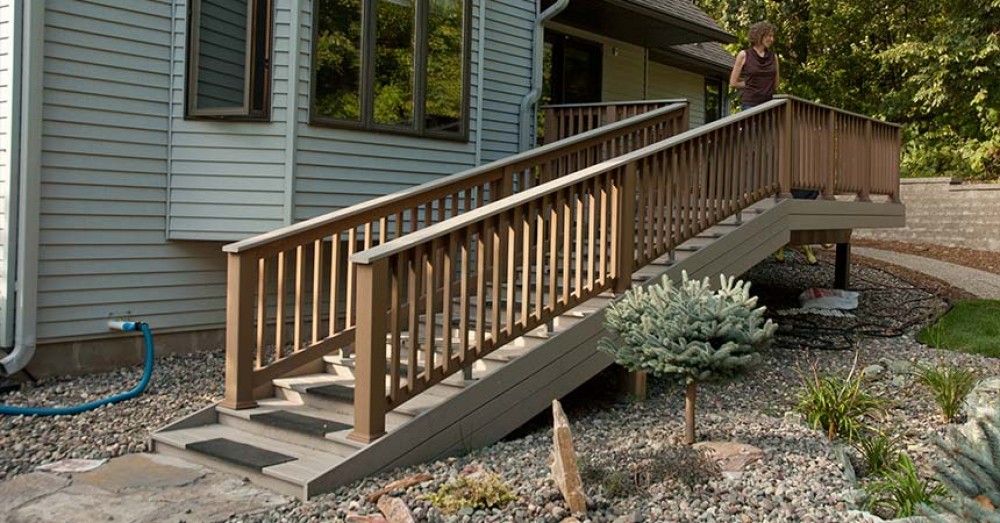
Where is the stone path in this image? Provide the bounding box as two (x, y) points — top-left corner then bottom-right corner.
(0, 454), (289, 523)
(853, 246), (1000, 300)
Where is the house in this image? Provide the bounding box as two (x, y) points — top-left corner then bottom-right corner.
(1, 0), (907, 501)
(0, 0), (740, 377)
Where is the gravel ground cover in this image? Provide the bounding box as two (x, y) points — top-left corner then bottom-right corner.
(2, 252), (997, 522)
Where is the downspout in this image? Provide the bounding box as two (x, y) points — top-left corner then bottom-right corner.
(473, 0), (487, 165)
(282, 0), (301, 225)
(1, 0), (43, 375)
(1, 0), (23, 351)
(517, 0), (570, 153)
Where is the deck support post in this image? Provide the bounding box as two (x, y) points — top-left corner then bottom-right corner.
(623, 368), (647, 400)
(834, 243), (851, 290)
(349, 259), (389, 443)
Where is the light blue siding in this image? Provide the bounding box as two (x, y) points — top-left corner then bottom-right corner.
(37, 0), (227, 340)
(478, 0), (534, 163)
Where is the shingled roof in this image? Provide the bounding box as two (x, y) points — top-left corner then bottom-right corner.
(622, 0), (732, 40)
(672, 41), (735, 71)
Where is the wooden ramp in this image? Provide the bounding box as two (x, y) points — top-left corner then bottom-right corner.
(152, 197), (903, 499)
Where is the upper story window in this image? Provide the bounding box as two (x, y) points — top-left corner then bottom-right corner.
(186, 0), (273, 119)
(705, 79), (724, 123)
(312, 0), (470, 139)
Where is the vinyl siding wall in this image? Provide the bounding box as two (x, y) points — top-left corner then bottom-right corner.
(546, 22), (708, 129)
(38, 0), (227, 341)
(647, 61), (705, 127)
(34, 0), (532, 342)
(168, 0), (287, 239)
(476, 0), (534, 163)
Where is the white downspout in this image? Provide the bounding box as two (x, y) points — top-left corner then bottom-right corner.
(1, 0), (23, 350)
(473, 0), (487, 165)
(517, 0), (570, 153)
(1, 0), (43, 375)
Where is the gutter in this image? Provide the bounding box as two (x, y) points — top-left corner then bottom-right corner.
(1, 0), (43, 375)
(517, 0), (570, 153)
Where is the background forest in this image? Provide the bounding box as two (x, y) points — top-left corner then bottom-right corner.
(696, 0), (1000, 181)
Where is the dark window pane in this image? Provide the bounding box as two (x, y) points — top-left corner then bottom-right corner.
(314, 0), (363, 121)
(425, 0), (463, 133)
(196, 0), (248, 110)
(374, 0), (415, 127)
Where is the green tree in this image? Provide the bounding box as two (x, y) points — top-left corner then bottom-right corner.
(696, 0), (1000, 180)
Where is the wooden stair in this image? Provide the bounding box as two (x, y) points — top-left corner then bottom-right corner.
(151, 197), (908, 500)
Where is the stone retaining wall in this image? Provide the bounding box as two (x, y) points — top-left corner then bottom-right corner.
(854, 177), (1000, 252)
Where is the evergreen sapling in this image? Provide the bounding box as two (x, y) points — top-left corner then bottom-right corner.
(599, 271), (777, 444)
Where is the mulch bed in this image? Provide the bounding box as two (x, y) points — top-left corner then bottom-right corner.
(854, 238), (1000, 275)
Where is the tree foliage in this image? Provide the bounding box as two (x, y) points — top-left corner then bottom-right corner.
(697, 0), (1000, 180)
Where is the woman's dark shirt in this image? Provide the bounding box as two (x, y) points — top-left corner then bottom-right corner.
(742, 48), (777, 106)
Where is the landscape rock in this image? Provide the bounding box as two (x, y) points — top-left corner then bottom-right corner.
(550, 399), (587, 514)
(692, 441), (763, 473)
(862, 364), (885, 380)
(962, 376), (1000, 421)
(377, 496), (416, 523)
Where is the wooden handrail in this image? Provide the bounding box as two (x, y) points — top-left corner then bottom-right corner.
(219, 100), (690, 410)
(541, 100), (685, 145)
(347, 97), (903, 441)
(225, 102), (688, 256)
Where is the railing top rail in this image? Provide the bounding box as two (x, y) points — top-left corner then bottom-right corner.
(776, 95), (902, 128)
(540, 99), (687, 109)
(223, 101), (689, 254)
(352, 99), (788, 265)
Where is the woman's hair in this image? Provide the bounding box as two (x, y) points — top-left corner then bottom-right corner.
(748, 21), (776, 46)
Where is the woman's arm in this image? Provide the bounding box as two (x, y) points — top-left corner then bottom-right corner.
(729, 50), (746, 89)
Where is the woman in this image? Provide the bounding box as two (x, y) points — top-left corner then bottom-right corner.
(730, 22), (815, 263)
(729, 22), (779, 111)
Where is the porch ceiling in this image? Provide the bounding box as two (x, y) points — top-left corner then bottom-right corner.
(545, 0), (736, 48)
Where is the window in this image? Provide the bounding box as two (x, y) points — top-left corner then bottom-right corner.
(186, 0), (273, 119)
(312, 0), (470, 138)
(545, 32), (602, 104)
(704, 79), (724, 123)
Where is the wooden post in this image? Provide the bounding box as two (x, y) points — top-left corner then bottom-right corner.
(834, 242), (851, 290)
(221, 253), (258, 410)
(684, 381), (697, 445)
(349, 259), (389, 443)
(859, 120), (872, 202)
(777, 101), (793, 199)
(614, 164), (637, 294)
(822, 109), (836, 200)
(623, 369), (647, 400)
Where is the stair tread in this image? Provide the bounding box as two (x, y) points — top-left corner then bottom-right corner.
(155, 424), (343, 484)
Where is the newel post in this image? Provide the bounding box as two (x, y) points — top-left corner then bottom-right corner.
(221, 252), (258, 410)
(349, 258), (389, 443)
(777, 100), (793, 199)
(613, 163), (637, 294)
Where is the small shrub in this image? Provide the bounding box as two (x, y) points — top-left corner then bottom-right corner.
(855, 432), (902, 478)
(600, 272), (776, 443)
(796, 355), (886, 442)
(865, 453), (946, 518)
(579, 446), (720, 498)
(916, 362), (977, 423)
(421, 473), (516, 514)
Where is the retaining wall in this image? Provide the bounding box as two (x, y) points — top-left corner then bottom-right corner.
(854, 178), (1000, 252)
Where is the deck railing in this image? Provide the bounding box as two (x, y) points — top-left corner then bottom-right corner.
(541, 99), (684, 144)
(219, 101), (690, 410)
(347, 97), (902, 442)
